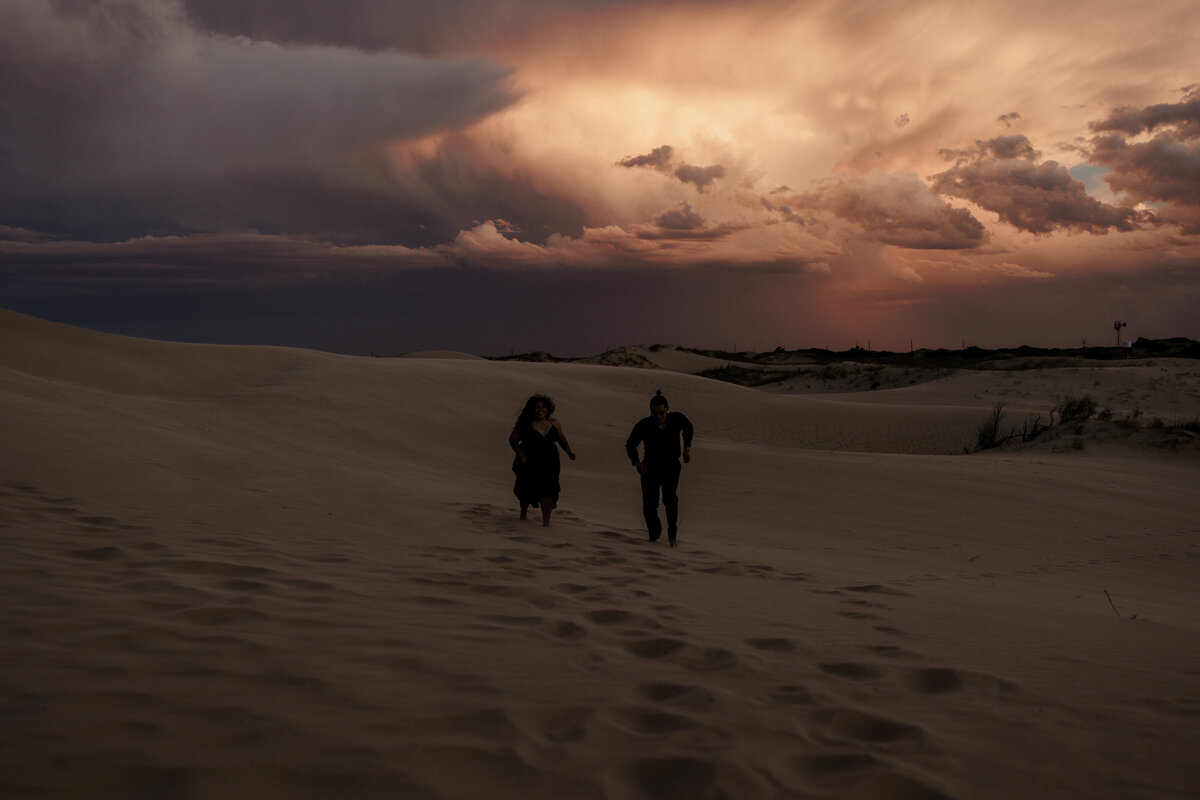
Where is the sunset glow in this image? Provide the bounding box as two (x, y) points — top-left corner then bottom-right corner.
(2, 0), (1198, 353)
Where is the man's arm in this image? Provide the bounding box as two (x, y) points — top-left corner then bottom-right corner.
(676, 413), (694, 448)
(625, 421), (643, 465)
(677, 413), (694, 463)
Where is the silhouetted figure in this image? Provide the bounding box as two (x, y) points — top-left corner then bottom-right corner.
(510, 394), (575, 527)
(626, 390), (693, 546)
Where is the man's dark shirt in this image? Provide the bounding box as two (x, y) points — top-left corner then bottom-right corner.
(626, 412), (694, 468)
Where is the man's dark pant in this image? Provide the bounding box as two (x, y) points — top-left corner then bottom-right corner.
(640, 462), (681, 542)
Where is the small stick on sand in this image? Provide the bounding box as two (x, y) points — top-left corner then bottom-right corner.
(1104, 589), (1121, 618)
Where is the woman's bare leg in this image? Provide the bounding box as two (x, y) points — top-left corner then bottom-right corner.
(519, 501), (530, 520)
(540, 495), (554, 527)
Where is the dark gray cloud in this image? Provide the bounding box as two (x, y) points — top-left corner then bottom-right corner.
(182, 0), (662, 54)
(1088, 86), (1200, 139)
(673, 163), (726, 190)
(795, 174), (987, 250)
(653, 203), (706, 231)
(1084, 88), (1200, 231)
(0, 232), (832, 356)
(617, 144), (725, 191)
(1088, 133), (1200, 208)
(939, 134), (1038, 164)
(930, 135), (1143, 234)
(0, 0), (592, 246)
(997, 112), (1022, 128)
(618, 145), (675, 170)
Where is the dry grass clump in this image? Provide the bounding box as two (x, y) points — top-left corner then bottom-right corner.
(973, 393), (1200, 452)
(1056, 395), (1097, 423)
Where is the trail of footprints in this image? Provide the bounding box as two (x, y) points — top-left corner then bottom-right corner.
(440, 503), (1016, 798)
(4, 481), (1010, 799)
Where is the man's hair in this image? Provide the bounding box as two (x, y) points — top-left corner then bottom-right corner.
(650, 390), (668, 408)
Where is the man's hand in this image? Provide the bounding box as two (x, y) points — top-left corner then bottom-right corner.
(683, 447), (691, 464)
(635, 462), (648, 475)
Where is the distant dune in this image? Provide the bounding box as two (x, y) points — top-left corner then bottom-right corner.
(2, 308), (1198, 800)
(399, 349), (486, 360)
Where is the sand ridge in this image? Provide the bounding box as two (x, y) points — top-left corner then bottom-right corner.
(2, 309), (1198, 799)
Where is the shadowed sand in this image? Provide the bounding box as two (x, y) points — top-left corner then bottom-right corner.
(2, 309), (1198, 799)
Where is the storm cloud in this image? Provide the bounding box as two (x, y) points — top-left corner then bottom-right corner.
(1, 0), (1197, 354)
(930, 136), (1143, 235)
(795, 174), (988, 250)
(0, 0), (523, 243)
(1085, 88), (1200, 231)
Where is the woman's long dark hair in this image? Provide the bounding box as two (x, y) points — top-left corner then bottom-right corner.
(513, 394), (555, 430)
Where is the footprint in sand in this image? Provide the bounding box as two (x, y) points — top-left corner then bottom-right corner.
(637, 682), (716, 711)
(799, 752), (881, 779)
(800, 754), (954, 800)
(542, 619), (587, 640)
(624, 638), (739, 672)
(810, 707), (925, 745)
(769, 685), (815, 705)
(907, 667), (1019, 697)
(909, 667), (962, 694)
(171, 606), (268, 625)
(839, 584), (912, 597)
(846, 772), (955, 800)
(865, 644), (921, 660)
(873, 625), (907, 637)
(516, 706), (593, 744)
(585, 609), (663, 632)
(626, 638), (686, 659)
(611, 707), (699, 735)
(818, 662), (881, 681)
(614, 757), (732, 800)
(69, 545), (123, 561)
(746, 637), (797, 653)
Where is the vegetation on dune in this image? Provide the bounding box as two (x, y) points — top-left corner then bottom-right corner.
(972, 394), (1200, 453)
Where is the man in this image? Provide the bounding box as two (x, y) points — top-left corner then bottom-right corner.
(625, 390), (694, 546)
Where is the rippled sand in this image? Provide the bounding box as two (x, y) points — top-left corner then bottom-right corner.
(3, 309), (1198, 799)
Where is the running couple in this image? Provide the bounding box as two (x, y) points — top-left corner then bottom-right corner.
(509, 390), (694, 545)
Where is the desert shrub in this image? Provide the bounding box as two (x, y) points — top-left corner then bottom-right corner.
(1097, 407), (1114, 421)
(975, 402), (1006, 450)
(820, 365), (847, 381)
(698, 366), (787, 387)
(1119, 408), (1143, 430)
(1151, 416), (1165, 429)
(1184, 418), (1200, 434)
(1056, 394), (1097, 423)
(1021, 414), (1052, 442)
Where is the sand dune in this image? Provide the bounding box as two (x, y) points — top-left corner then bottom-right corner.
(2, 309), (1198, 799)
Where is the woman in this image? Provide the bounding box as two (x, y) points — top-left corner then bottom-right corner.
(509, 394), (576, 526)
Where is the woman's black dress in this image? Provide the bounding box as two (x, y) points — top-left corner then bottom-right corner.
(512, 425), (562, 508)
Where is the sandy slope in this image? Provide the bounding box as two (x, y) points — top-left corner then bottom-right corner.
(2, 309), (1198, 800)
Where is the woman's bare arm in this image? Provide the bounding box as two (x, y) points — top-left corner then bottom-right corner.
(552, 420), (576, 460)
(509, 428), (526, 461)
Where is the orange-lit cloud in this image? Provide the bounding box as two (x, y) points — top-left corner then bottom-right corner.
(1, 0), (1198, 352)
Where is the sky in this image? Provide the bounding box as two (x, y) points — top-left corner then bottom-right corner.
(2, 0), (1199, 355)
